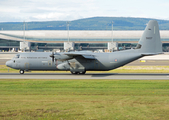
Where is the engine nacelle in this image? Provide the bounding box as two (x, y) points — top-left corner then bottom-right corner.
(57, 62), (70, 70)
(54, 54), (73, 61)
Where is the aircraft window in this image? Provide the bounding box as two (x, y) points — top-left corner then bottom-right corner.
(135, 44), (142, 49)
(14, 54), (20, 58)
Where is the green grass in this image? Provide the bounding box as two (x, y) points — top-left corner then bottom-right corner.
(2, 65), (169, 73)
(0, 79), (169, 120)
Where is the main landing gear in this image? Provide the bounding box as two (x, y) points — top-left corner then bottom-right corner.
(19, 70), (24, 74)
(71, 71), (86, 74)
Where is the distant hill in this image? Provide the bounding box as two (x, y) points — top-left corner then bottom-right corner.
(0, 17), (169, 30)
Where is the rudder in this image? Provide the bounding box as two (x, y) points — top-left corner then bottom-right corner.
(137, 20), (162, 55)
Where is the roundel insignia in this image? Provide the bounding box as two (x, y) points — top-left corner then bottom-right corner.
(115, 59), (118, 62)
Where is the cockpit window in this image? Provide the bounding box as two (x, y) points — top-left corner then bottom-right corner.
(14, 54), (20, 58)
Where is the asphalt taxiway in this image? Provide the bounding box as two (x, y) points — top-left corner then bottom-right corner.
(1, 73), (169, 80)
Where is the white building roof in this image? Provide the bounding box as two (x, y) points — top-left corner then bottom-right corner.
(0, 30), (169, 43)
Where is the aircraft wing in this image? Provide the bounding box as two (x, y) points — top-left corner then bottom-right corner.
(64, 52), (96, 59)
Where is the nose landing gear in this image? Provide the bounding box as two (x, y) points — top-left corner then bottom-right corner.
(19, 70), (24, 74)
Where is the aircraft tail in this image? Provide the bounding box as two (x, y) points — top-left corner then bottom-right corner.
(137, 20), (163, 55)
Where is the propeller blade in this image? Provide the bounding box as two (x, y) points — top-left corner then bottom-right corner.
(50, 52), (55, 62)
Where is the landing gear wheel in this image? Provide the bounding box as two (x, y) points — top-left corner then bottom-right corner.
(79, 71), (86, 74)
(71, 71), (78, 74)
(20, 70), (24, 74)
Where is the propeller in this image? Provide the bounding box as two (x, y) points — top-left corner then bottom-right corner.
(50, 52), (55, 62)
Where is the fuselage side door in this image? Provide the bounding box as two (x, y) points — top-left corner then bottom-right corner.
(48, 60), (52, 67)
(25, 63), (29, 70)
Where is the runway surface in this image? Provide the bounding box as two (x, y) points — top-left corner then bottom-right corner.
(1, 73), (169, 80)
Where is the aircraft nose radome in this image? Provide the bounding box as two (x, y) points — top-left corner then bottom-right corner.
(6, 61), (11, 67)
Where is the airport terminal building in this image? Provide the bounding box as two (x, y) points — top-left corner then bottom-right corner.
(1, 30), (169, 52)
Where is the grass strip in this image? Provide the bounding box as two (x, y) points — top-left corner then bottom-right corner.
(0, 79), (169, 120)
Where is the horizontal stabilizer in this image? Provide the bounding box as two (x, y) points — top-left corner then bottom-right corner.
(141, 52), (163, 56)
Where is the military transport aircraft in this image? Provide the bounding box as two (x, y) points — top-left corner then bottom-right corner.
(6, 20), (162, 74)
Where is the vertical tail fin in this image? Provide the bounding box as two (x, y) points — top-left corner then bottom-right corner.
(138, 20), (162, 55)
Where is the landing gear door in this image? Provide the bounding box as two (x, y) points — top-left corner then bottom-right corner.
(48, 60), (52, 67)
(70, 62), (85, 73)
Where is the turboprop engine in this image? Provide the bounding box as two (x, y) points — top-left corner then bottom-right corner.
(56, 62), (70, 70)
(54, 54), (73, 60)
(50, 52), (73, 62)
(56, 61), (86, 74)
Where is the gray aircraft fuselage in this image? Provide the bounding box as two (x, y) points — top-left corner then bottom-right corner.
(6, 49), (142, 71)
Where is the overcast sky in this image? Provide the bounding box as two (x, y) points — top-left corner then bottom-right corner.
(0, 0), (169, 22)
